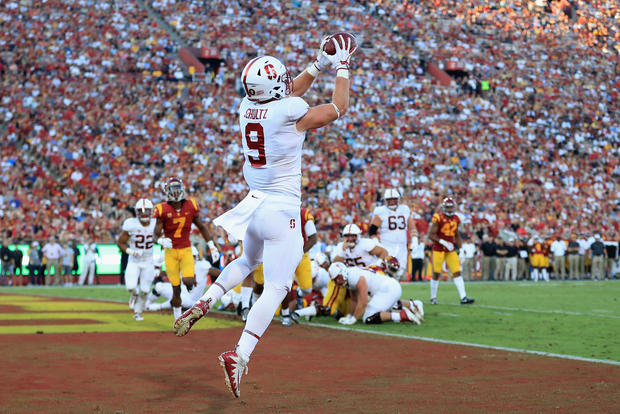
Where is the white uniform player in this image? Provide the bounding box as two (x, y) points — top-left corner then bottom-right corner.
(369, 189), (414, 280)
(117, 199), (156, 321)
(327, 262), (423, 325)
(311, 260), (330, 297)
(332, 223), (388, 268)
(148, 247), (212, 310)
(174, 45), (354, 398)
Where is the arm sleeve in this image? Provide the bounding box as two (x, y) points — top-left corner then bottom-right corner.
(304, 219), (317, 238)
(287, 97), (309, 122)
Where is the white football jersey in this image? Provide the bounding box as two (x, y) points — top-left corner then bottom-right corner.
(333, 238), (380, 268)
(239, 96), (309, 200)
(186, 259), (212, 302)
(373, 204), (410, 245)
(121, 218), (156, 261)
(311, 260), (330, 293)
(345, 266), (393, 295)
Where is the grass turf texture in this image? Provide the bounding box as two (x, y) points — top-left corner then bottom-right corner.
(2, 280), (618, 362)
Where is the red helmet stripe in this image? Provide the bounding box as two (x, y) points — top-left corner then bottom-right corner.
(242, 57), (262, 98)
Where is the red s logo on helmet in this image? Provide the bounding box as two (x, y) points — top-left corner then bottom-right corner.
(264, 64), (276, 80)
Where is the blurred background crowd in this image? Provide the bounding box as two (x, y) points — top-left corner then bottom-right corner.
(0, 0), (618, 282)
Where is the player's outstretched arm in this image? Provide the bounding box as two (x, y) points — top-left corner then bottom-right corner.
(296, 35), (353, 132)
(291, 37), (331, 97)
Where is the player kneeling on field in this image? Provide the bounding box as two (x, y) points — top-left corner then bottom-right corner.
(328, 262), (424, 325)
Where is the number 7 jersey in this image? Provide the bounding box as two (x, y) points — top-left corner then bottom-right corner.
(239, 96), (309, 200)
(153, 199), (200, 249)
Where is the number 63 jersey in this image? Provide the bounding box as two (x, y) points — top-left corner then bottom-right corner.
(121, 217), (156, 262)
(373, 204), (411, 246)
(239, 95), (309, 200)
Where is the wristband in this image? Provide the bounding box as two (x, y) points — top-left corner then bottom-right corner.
(207, 240), (216, 249)
(336, 68), (349, 79)
(307, 63), (320, 77)
(330, 103), (340, 119)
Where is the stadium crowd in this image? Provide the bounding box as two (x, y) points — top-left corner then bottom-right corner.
(0, 1), (618, 281)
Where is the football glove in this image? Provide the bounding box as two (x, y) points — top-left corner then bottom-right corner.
(125, 248), (140, 258)
(207, 240), (219, 262)
(157, 237), (173, 249)
(338, 314), (357, 325)
(325, 34), (354, 70)
(438, 239), (454, 251)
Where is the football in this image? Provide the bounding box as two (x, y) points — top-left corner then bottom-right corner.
(322, 32), (357, 55)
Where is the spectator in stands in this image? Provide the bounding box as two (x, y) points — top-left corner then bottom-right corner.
(42, 237), (63, 286)
(567, 234), (581, 280)
(27, 241), (43, 286)
(550, 236), (567, 280)
(588, 234), (607, 280)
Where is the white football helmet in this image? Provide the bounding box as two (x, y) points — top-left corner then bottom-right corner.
(383, 188), (400, 210)
(241, 55), (291, 102)
(314, 252), (329, 268)
(342, 223), (362, 247)
(135, 198), (153, 224)
(328, 262), (347, 281)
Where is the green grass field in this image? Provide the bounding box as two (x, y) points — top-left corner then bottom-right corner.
(2, 280), (619, 363)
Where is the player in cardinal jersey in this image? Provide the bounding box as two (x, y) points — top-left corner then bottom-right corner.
(154, 177), (219, 322)
(332, 223), (388, 268)
(528, 235), (548, 282)
(116, 198), (157, 321)
(428, 197), (474, 305)
(327, 262), (423, 325)
(369, 188), (415, 280)
(174, 38), (354, 398)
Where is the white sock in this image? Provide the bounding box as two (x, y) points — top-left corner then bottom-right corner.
(281, 308), (290, 317)
(296, 305), (317, 317)
(453, 276), (466, 299)
(542, 269), (549, 281)
(135, 292), (148, 314)
(173, 306), (182, 319)
(241, 286), (252, 309)
(200, 257), (251, 305)
(391, 311), (401, 322)
(430, 279), (439, 299)
(236, 284), (287, 362)
(532, 269), (539, 281)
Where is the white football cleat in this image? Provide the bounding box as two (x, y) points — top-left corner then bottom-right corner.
(133, 313), (144, 321)
(410, 299), (424, 322)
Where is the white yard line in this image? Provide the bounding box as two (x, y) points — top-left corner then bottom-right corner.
(305, 322), (620, 366)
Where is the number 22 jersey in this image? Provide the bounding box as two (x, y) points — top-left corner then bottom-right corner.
(239, 96), (309, 201)
(121, 217), (156, 261)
